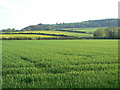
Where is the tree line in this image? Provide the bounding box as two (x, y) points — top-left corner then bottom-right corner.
(0, 28), (17, 32)
(21, 18), (118, 31)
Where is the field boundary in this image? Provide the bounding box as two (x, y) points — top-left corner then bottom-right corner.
(1, 37), (119, 40)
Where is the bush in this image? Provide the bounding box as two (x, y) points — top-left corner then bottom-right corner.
(94, 27), (118, 39)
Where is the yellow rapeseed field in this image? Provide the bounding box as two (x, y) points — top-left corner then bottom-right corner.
(1, 34), (56, 39)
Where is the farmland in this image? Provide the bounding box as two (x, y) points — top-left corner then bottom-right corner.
(61, 27), (106, 33)
(1, 34), (56, 39)
(2, 40), (118, 88)
(1, 28), (97, 40)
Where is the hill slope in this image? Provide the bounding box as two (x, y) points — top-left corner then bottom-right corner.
(22, 18), (118, 31)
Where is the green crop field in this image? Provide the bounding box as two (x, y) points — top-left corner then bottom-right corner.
(61, 27), (106, 33)
(2, 40), (118, 88)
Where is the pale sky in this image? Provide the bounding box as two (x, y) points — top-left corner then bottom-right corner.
(0, 0), (119, 30)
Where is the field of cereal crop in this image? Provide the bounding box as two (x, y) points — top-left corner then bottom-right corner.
(2, 40), (118, 88)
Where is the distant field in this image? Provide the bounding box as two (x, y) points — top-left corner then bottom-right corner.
(1, 34), (56, 39)
(16, 31), (93, 38)
(2, 40), (118, 88)
(62, 27), (106, 33)
(1, 28), (95, 39)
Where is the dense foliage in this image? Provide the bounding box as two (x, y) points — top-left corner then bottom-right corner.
(94, 27), (118, 39)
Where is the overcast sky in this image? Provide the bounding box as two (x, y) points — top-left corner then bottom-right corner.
(0, 0), (119, 30)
